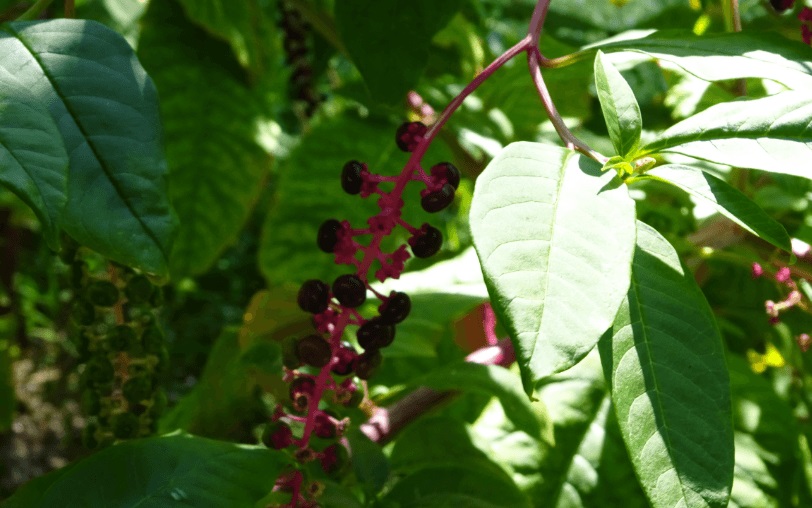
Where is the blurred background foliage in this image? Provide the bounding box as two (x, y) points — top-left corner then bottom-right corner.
(1, 0), (812, 505)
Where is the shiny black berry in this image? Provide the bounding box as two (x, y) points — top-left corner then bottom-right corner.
(125, 275), (154, 304)
(395, 121), (427, 152)
(331, 343), (357, 376)
(421, 184), (455, 213)
(379, 292), (411, 324)
(354, 350), (382, 380)
(357, 318), (395, 350)
(317, 219), (342, 253)
(86, 280), (120, 307)
(298, 279), (330, 314)
(123, 376), (153, 404)
(409, 224), (442, 258)
(341, 160), (364, 194)
(770, 0), (795, 12)
(332, 274), (366, 308)
(296, 334), (332, 368)
(112, 412), (140, 439)
(430, 162), (460, 190)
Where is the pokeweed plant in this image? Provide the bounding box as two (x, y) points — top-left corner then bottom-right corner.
(1, 0), (812, 507)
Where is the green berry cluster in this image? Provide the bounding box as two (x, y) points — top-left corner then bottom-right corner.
(66, 250), (168, 449)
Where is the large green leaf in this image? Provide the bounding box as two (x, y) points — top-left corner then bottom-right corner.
(636, 164), (790, 251)
(176, 0), (277, 79)
(0, 20), (174, 276)
(138, 0), (271, 277)
(412, 363), (546, 438)
(594, 51), (642, 158)
(0, 87), (67, 249)
(598, 221), (733, 508)
(334, 0), (462, 104)
(469, 142), (636, 391)
(2, 434), (286, 507)
(591, 30), (812, 90)
(639, 92), (812, 177)
(346, 427), (390, 496)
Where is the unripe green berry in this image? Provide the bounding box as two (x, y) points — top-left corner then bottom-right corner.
(81, 389), (101, 415)
(141, 325), (164, 353)
(112, 412), (140, 439)
(123, 376), (153, 404)
(108, 325), (139, 353)
(86, 280), (120, 307)
(72, 299), (96, 326)
(82, 423), (99, 449)
(125, 275), (154, 304)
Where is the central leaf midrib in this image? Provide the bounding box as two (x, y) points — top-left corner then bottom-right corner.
(4, 24), (167, 266)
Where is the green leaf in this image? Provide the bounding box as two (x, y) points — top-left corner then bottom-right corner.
(412, 363), (546, 439)
(0, 335), (13, 432)
(334, 0), (462, 104)
(598, 221), (733, 508)
(138, 0), (271, 277)
(346, 427), (390, 495)
(592, 30), (812, 90)
(469, 142), (636, 391)
(593, 51), (642, 158)
(0, 88), (68, 249)
(176, 0), (277, 79)
(382, 463), (530, 508)
(0, 20), (174, 276)
(639, 92), (812, 177)
(2, 434), (287, 507)
(636, 164), (790, 251)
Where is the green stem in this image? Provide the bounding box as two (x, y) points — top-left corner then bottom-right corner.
(15, 0), (55, 21)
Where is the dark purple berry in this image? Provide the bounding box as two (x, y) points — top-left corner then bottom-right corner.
(263, 421), (293, 449)
(770, 0), (795, 12)
(421, 183), (455, 213)
(332, 274), (366, 308)
(409, 224), (442, 258)
(321, 443), (349, 474)
(313, 411), (337, 438)
(395, 121), (427, 152)
(341, 160), (364, 195)
(295, 334), (332, 368)
(357, 318), (395, 350)
(430, 162), (460, 189)
(317, 219), (342, 253)
(331, 343), (357, 376)
(354, 349), (382, 380)
(298, 279), (330, 314)
(379, 292), (411, 324)
(290, 376), (316, 412)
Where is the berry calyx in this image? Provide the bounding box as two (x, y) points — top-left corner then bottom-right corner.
(354, 349), (382, 380)
(263, 421), (294, 450)
(395, 121), (427, 152)
(331, 343), (357, 376)
(378, 291), (411, 324)
(298, 279), (330, 314)
(357, 318), (395, 350)
(409, 224), (442, 258)
(332, 274), (366, 308)
(341, 160), (364, 195)
(295, 334), (332, 368)
(317, 219), (342, 253)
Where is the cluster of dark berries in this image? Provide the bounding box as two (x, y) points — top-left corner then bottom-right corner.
(66, 251), (168, 449)
(270, 119), (460, 506)
(278, 0), (323, 118)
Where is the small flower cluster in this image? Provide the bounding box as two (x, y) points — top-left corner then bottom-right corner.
(268, 121), (460, 507)
(753, 262), (811, 351)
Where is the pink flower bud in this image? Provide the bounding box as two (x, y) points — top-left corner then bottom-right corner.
(775, 267), (792, 283)
(751, 262), (764, 278)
